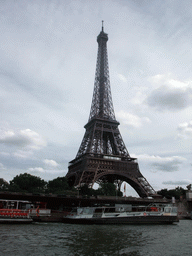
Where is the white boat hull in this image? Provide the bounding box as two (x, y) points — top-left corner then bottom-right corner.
(63, 204), (179, 225)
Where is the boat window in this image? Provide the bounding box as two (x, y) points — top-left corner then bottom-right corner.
(164, 207), (171, 213)
(0, 201), (4, 208)
(19, 202), (32, 210)
(132, 207), (146, 212)
(104, 208), (115, 213)
(83, 208), (94, 215)
(7, 201), (17, 209)
(77, 208), (83, 214)
(95, 208), (103, 213)
(149, 207), (158, 212)
(172, 207), (177, 213)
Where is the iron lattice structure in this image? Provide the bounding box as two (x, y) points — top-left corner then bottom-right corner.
(66, 25), (157, 198)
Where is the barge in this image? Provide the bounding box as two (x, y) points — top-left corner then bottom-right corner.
(63, 203), (179, 224)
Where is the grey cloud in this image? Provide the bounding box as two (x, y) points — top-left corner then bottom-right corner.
(177, 121), (192, 138)
(152, 162), (179, 172)
(1, 137), (30, 147)
(0, 129), (46, 149)
(146, 85), (192, 111)
(0, 163), (6, 170)
(0, 1), (89, 109)
(163, 180), (191, 186)
(151, 156), (185, 172)
(134, 154), (186, 173)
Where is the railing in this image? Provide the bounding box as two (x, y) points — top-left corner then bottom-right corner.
(0, 209), (29, 217)
(30, 209), (51, 216)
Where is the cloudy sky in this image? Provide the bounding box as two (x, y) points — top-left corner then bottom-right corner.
(0, 0), (192, 196)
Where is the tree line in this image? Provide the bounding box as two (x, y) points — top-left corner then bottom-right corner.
(0, 173), (122, 197)
(157, 187), (186, 199)
(0, 173), (188, 199)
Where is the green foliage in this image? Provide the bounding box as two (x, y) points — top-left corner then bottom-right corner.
(158, 186), (186, 199)
(0, 174), (129, 198)
(47, 177), (70, 194)
(0, 178), (9, 191)
(97, 183), (117, 196)
(97, 183), (122, 196)
(79, 184), (95, 196)
(0, 173), (76, 195)
(2, 172), (187, 200)
(1, 173), (76, 195)
(9, 173), (46, 193)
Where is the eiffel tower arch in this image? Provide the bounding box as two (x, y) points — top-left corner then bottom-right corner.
(66, 24), (158, 198)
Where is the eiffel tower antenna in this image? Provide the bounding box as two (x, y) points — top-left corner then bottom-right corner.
(66, 25), (158, 198)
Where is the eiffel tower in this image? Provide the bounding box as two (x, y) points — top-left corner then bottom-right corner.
(66, 23), (157, 198)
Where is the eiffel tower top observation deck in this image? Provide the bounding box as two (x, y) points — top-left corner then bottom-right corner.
(66, 23), (157, 198)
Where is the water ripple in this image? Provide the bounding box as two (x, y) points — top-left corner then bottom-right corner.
(0, 221), (191, 256)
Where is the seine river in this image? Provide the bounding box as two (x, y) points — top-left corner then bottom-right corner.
(0, 220), (191, 256)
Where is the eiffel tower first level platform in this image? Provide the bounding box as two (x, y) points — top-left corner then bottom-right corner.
(66, 23), (158, 198)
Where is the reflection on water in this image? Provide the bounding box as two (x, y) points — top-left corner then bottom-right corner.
(0, 221), (191, 256)
(67, 225), (144, 255)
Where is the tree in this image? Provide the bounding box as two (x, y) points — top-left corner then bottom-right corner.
(158, 187), (186, 199)
(9, 173), (47, 193)
(97, 183), (122, 197)
(0, 178), (9, 191)
(79, 184), (96, 196)
(47, 177), (70, 194)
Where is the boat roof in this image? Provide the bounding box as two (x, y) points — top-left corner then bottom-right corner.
(0, 199), (31, 203)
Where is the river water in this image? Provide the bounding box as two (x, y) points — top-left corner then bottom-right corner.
(0, 220), (191, 256)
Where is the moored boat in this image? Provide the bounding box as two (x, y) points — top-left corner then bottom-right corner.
(0, 199), (33, 224)
(63, 203), (179, 224)
(29, 202), (64, 222)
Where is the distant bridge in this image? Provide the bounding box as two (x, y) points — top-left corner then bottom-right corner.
(0, 192), (167, 210)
